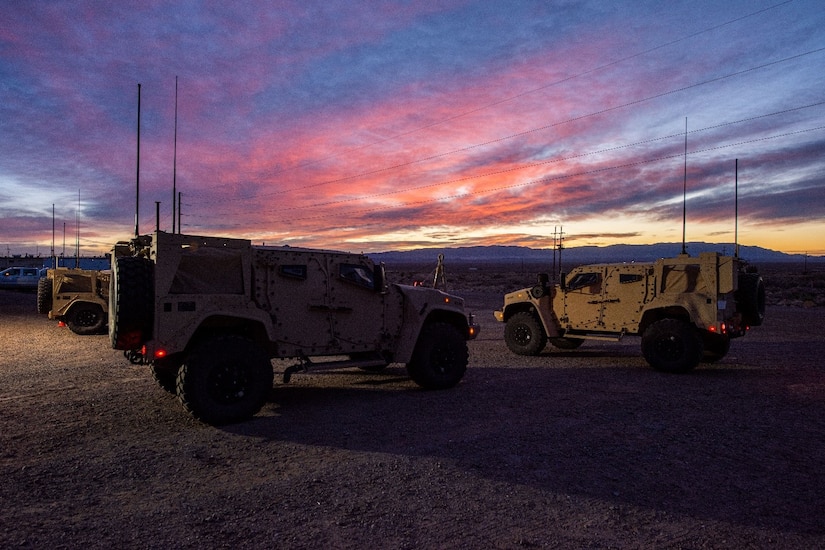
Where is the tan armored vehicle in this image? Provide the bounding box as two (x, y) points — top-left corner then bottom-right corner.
(495, 252), (764, 373)
(37, 268), (110, 335)
(109, 231), (479, 424)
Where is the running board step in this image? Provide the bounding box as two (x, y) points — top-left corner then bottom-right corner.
(566, 331), (626, 342)
(283, 357), (388, 383)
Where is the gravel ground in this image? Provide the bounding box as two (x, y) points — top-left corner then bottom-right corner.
(1, 286), (824, 549)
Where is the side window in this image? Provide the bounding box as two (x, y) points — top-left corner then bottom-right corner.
(279, 265), (307, 280)
(23, 268), (38, 276)
(620, 273), (644, 284)
(340, 263), (374, 289)
(567, 272), (601, 291)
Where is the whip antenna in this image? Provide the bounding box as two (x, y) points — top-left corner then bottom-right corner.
(172, 76), (178, 234)
(681, 117), (688, 255)
(135, 83), (141, 238)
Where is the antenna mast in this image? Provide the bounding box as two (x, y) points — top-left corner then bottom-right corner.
(51, 204), (55, 269)
(75, 189), (80, 268)
(172, 76), (178, 234)
(135, 83), (141, 238)
(681, 117), (688, 255)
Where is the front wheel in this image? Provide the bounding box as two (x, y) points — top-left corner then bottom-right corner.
(549, 337), (584, 350)
(504, 312), (547, 356)
(406, 322), (468, 390)
(641, 319), (703, 374)
(66, 303), (106, 335)
(177, 336), (274, 424)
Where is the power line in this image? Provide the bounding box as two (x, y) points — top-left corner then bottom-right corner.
(222, 0), (796, 183)
(191, 45), (825, 208)
(190, 123), (825, 226)
(276, 102), (825, 211)
(191, 100), (825, 215)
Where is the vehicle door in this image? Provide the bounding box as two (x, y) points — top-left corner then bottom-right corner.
(562, 268), (604, 331)
(326, 259), (386, 354)
(598, 266), (650, 332)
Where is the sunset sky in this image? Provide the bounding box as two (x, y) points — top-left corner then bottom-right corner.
(2, 0), (823, 257)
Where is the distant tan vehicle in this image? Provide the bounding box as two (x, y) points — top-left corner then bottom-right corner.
(495, 252), (765, 373)
(37, 268), (110, 335)
(109, 231), (479, 424)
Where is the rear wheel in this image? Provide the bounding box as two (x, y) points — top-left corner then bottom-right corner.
(504, 311), (547, 356)
(151, 356), (181, 394)
(406, 322), (467, 390)
(177, 336), (274, 424)
(109, 256), (154, 350)
(641, 319), (703, 373)
(66, 303), (106, 335)
(701, 332), (731, 363)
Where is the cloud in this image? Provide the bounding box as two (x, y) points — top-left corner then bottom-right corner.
(1, 1), (824, 255)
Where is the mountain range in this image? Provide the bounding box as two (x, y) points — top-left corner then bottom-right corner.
(372, 242), (821, 267)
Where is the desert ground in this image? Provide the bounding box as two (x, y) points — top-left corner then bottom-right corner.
(1, 264), (824, 549)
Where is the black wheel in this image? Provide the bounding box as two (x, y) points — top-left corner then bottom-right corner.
(406, 322), (468, 390)
(736, 273), (765, 327)
(641, 318), (703, 373)
(702, 332), (731, 363)
(151, 357), (181, 394)
(37, 277), (52, 314)
(66, 303), (106, 335)
(504, 311), (547, 356)
(177, 336), (274, 424)
(109, 256), (154, 350)
(549, 337), (584, 350)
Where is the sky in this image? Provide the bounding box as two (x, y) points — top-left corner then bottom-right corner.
(1, 0), (823, 258)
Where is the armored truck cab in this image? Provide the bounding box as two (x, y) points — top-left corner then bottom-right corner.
(37, 268), (110, 335)
(495, 252), (764, 373)
(110, 231), (478, 424)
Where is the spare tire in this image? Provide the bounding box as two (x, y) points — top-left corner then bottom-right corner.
(109, 256), (154, 350)
(37, 276), (53, 315)
(736, 273), (765, 327)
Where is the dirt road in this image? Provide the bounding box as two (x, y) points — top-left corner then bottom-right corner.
(1, 288), (824, 548)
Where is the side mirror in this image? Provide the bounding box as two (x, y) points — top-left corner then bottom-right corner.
(374, 262), (387, 293)
(559, 272), (567, 291)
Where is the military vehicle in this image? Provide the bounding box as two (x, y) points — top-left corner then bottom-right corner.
(109, 231), (479, 424)
(37, 268), (110, 335)
(495, 251), (764, 373)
